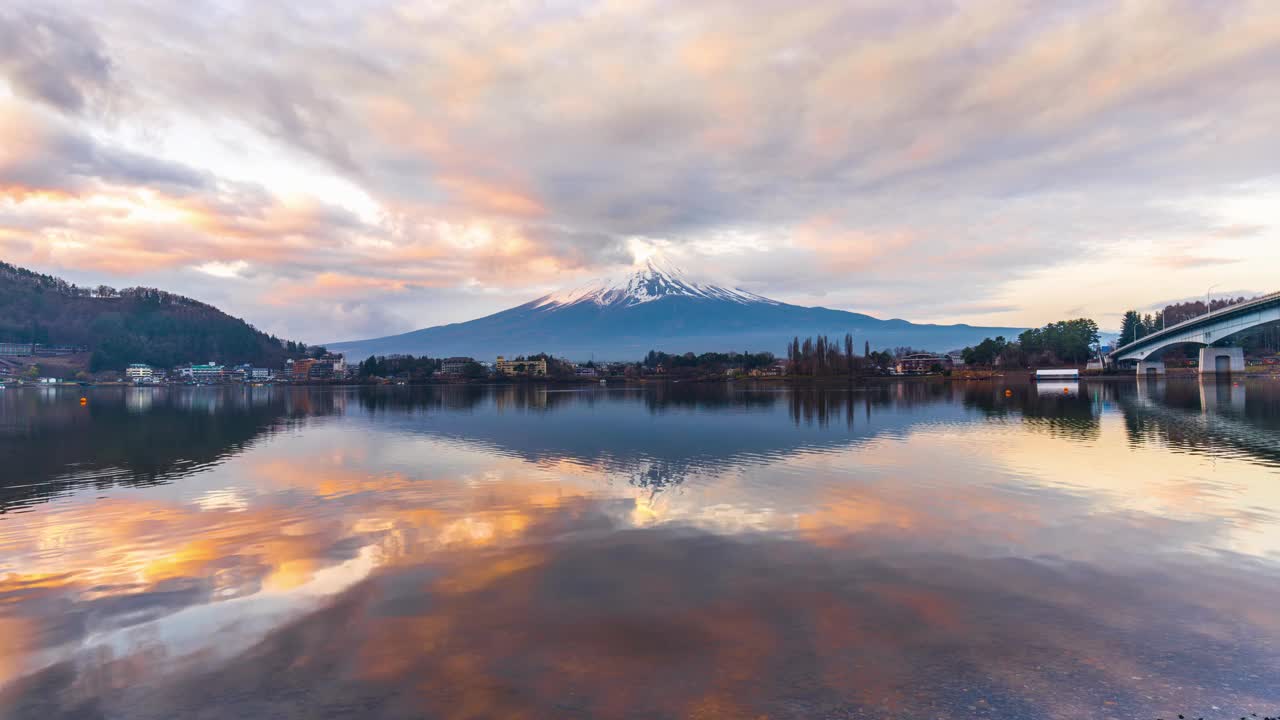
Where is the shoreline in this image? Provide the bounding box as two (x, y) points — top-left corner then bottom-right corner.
(8, 368), (1279, 390)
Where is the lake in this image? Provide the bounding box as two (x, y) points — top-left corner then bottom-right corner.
(2, 380), (1279, 719)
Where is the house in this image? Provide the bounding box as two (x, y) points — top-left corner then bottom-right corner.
(495, 356), (547, 377)
(895, 353), (952, 375)
(574, 365), (598, 377)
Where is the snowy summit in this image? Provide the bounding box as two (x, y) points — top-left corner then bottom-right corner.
(532, 259), (778, 309)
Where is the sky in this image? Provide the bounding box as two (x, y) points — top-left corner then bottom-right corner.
(1, 0), (1278, 343)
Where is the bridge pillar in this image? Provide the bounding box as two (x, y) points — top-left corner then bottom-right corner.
(1199, 377), (1246, 413)
(1198, 347), (1244, 375)
(1135, 360), (1165, 377)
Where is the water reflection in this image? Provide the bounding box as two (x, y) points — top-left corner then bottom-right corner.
(1121, 378), (1280, 469)
(0, 387), (342, 513)
(1, 381), (1278, 718)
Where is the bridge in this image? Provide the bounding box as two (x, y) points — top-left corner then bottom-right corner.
(1110, 290), (1280, 375)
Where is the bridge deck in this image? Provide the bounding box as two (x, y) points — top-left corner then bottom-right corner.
(1111, 290), (1280, 359)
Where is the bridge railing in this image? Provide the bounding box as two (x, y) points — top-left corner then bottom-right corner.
(1110, 289), (1280, 357)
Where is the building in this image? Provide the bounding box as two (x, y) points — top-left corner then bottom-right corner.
(249, 367), (274, 381)
(307, 354), (346, 381)
(308, 358), (335, 380)
(181, 363), (226, 383)
(573, 365), (598, 377)
(895, 353), (952, 375)
(281, 354), (346, 382)
(286, 358), (316, 381)
(495, 356), (547, 377)
(126, 363), (154, 382)
(441, 357), (476, 375)
(0, 342), (34, 356)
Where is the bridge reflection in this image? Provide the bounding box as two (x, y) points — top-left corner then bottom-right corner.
(1124, 377), (1280, 468)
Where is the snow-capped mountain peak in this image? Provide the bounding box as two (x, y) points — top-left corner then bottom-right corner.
(532, 259), (779, 309)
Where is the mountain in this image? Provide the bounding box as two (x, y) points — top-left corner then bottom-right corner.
(0, 261), (294, 370)
(329, 260), (1024, 361)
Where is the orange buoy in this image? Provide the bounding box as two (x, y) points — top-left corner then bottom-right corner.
(1063, 387), (1070, 393)
(79, 397), (87, 406)
(1004, 389), (1012, 397)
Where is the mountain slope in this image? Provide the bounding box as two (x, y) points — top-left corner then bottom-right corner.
(330, 261), (1024, 360)
(0, 261), (294, 370)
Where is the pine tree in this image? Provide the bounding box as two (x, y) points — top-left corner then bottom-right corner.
(1119, 311), (1141, 346)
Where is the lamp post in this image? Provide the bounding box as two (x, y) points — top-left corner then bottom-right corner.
(1206, 284), (1219, 316)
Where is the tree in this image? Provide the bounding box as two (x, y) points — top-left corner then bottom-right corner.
(1141, 313), (1157, 337)
(1119, 311), (1142, 346)
(965, 319), (1098, 367)
(961, 336), (1008, 366)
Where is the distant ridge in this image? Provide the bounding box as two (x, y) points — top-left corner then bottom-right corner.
(0, 261), (295, 370)
(329, 260), (1024, 360)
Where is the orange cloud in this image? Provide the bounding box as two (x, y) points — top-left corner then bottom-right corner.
(437, 176), (544, 218)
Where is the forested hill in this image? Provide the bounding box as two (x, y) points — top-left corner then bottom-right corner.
(0, 261), (295, 370)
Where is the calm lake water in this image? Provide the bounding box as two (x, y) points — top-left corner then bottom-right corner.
(2, 380), (1279, 719)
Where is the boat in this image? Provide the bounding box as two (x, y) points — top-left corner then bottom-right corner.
(1034, 368), (1079, 381)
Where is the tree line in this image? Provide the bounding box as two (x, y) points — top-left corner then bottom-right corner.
(1118, 296), (1256, 346)
(357, 352), (580, 380)
(642, 350), (776, 374)
(961, 318), (1100, 367)
(358, 355), (445, 380)
(1, 260), (310, 371)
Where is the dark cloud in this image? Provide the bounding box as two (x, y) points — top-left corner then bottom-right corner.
(521, 225), (632, 268)
(0, 9), (112, 114)
(1, 107), (209, 194)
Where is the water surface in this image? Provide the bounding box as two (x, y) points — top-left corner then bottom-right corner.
(2, 380), (1279, 719)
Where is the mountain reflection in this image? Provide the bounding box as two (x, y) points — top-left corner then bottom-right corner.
(5, 381), (1279, 514)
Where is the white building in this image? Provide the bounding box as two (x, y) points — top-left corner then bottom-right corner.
(126, 363), (154, 381)
(181, 363), (226, 383)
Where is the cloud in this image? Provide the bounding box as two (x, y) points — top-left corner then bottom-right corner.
(0, 8), (112, 114)
(0, 0), (1277, 339)
(193, 260), (250, 279)
(0, 105), (209, 197)
(1153, 256), (1242, 269)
